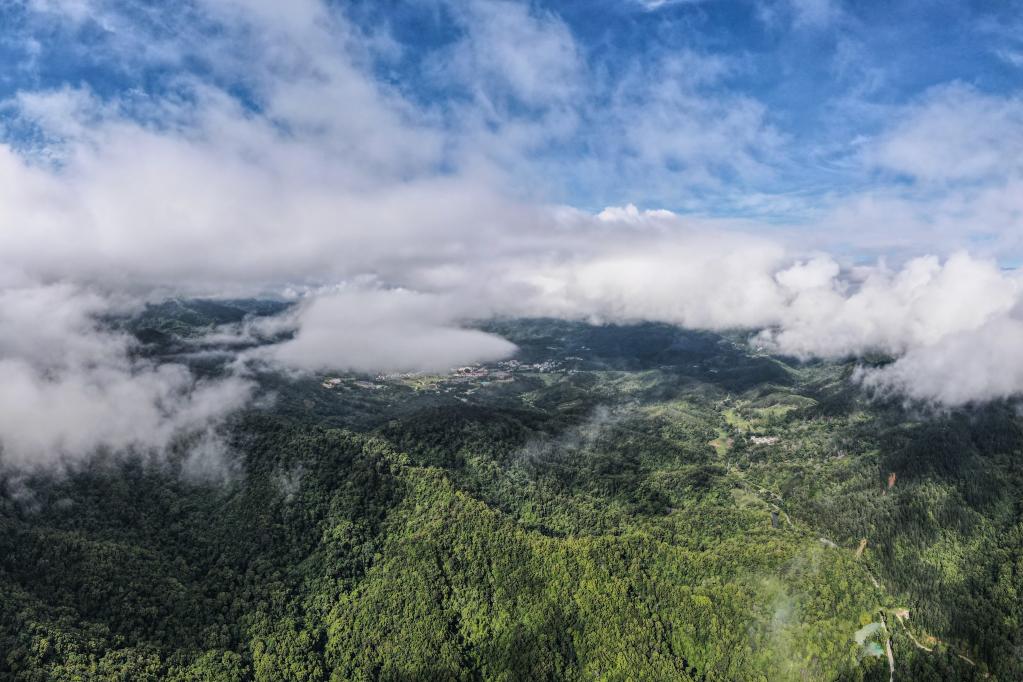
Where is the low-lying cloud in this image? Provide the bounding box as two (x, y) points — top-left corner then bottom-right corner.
(0, 284), (253, 470)
(489, 220), (1023, 407)
(256, 289), (517, 374)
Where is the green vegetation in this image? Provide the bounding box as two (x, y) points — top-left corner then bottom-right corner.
(1, 313), (1020, 680)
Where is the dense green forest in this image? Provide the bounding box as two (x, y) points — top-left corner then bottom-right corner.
(1, 303), (1020, 680)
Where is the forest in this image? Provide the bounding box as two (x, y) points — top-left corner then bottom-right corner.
(1, 302), (1020, 680)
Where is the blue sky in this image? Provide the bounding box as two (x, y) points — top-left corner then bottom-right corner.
(0, 0), (1021, 271)
(2, 0), (1021, 226)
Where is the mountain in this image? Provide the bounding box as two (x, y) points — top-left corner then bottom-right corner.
(1, 311), (1019, 681)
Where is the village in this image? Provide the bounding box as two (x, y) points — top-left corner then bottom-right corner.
(319, 358), (565, 393)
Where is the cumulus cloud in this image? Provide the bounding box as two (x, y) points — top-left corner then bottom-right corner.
(504, 233), (789, 329)
(858, 317), (1023, 406)
(255, 289), (517, 374)
(758, 253), (1021, 358)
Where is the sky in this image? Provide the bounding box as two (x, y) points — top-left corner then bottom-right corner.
(1, 0), (1023, 468)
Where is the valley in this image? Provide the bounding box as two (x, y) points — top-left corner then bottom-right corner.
(1, 304), (1021, 680)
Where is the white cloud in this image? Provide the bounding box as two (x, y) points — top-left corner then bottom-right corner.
(416, 5), (783, 205)
(27, 0), (97, 24)
(584, 53), (782, 200)
(795, 85), (1023, 259)
(256, 289), (517, 374)
(755, 0), (842, 30)
(788, 0), (841, 28)
(0, 357), (252, 470)
(504, 232), (789, 330)
(757, 252), (1020, 359)
(635, 0), (711, 11)
(473, 213), (1023, 406)
(867, 84), (1023, 184)
(996, 49), (1023, 68)
(596, 204), (678, 224)
(441, 0), (583, 109)
(859, 317), (1023, 406)
(0, 285), (253, 469)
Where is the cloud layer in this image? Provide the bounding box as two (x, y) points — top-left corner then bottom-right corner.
(2, 0), (1023, 468)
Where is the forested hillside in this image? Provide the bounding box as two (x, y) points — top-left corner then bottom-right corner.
(1, 306), (1019, 680)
